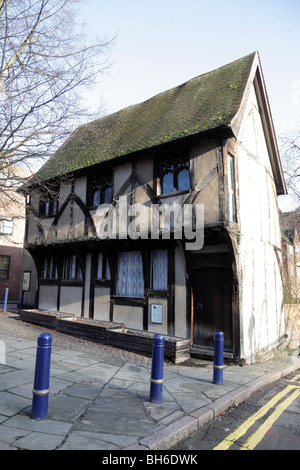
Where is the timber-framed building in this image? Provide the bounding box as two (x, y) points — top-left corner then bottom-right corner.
(21, 52), (287, 364)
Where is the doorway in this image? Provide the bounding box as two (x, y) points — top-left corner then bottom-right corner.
(192, 265), (233, 352)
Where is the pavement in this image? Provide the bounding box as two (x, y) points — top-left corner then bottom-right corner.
(0, 311), (299, 451)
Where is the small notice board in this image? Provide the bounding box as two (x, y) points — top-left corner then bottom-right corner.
(22, 272), (31, 292)
(151, 304), (163, 324)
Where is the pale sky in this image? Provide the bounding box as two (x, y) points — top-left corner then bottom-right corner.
(80, 0), (300, 209)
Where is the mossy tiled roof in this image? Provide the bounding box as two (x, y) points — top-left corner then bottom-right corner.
(31, 52), (256, 184)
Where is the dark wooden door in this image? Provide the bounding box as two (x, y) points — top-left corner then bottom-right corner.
(192, 266), (233, 352)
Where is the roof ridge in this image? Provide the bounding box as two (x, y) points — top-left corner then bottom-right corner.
(103, 51), (258, 117)
(27, 52), (258, 186)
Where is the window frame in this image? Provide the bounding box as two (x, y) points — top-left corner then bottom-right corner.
(87, 173), (113, 208)
(39, 185), (59, 218)
(150, 250), (168, 291)
(41, 255), (58, 280)
(156, 156), (190, 196)
(95, 252), (111, 281)
(227, 153), (237, 223)
(62, 254), (83, 281)
(0, 255), (10, 281)
(115, 251), (145, 298)
(0, 217), (14, 235)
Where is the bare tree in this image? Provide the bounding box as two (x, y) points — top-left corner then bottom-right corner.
(279, 128), (300, 206)
(278, 128), (300, 302)
(0, 0), (111, 186)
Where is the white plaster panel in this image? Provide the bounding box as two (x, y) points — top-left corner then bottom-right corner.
(39, 285), (58, 312)
(59, 286), (83, 317)
(113, 304), (143, 330)
(94, 286), (110, 321)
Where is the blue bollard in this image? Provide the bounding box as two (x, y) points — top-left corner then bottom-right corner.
(213, 331), (224, 385)
(31, 333), (52, 420)
(149, 334), (164, 403)
(3, 288), (9, 314)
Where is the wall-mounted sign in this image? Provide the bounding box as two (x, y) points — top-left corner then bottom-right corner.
(22, 272), (31, 291)
(151, 304), (163, 324)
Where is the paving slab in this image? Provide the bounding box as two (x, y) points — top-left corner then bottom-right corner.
(0, 311), (299, 450)
(12, 431), (64, 450)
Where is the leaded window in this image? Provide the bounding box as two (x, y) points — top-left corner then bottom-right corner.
(41, 256), (58, 280)
(88, 174), (112, 207)
(63, 255), (83, 280)
(39, 185), (59, 217)
(158, 157), (190, 195)
(116, 251), (144, 297)
(151, 250), (168, 290)
(96, 253), (111, 280)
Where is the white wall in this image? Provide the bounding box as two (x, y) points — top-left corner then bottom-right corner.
(235, 84), (285, 363)
(59, 286), (83, 317)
